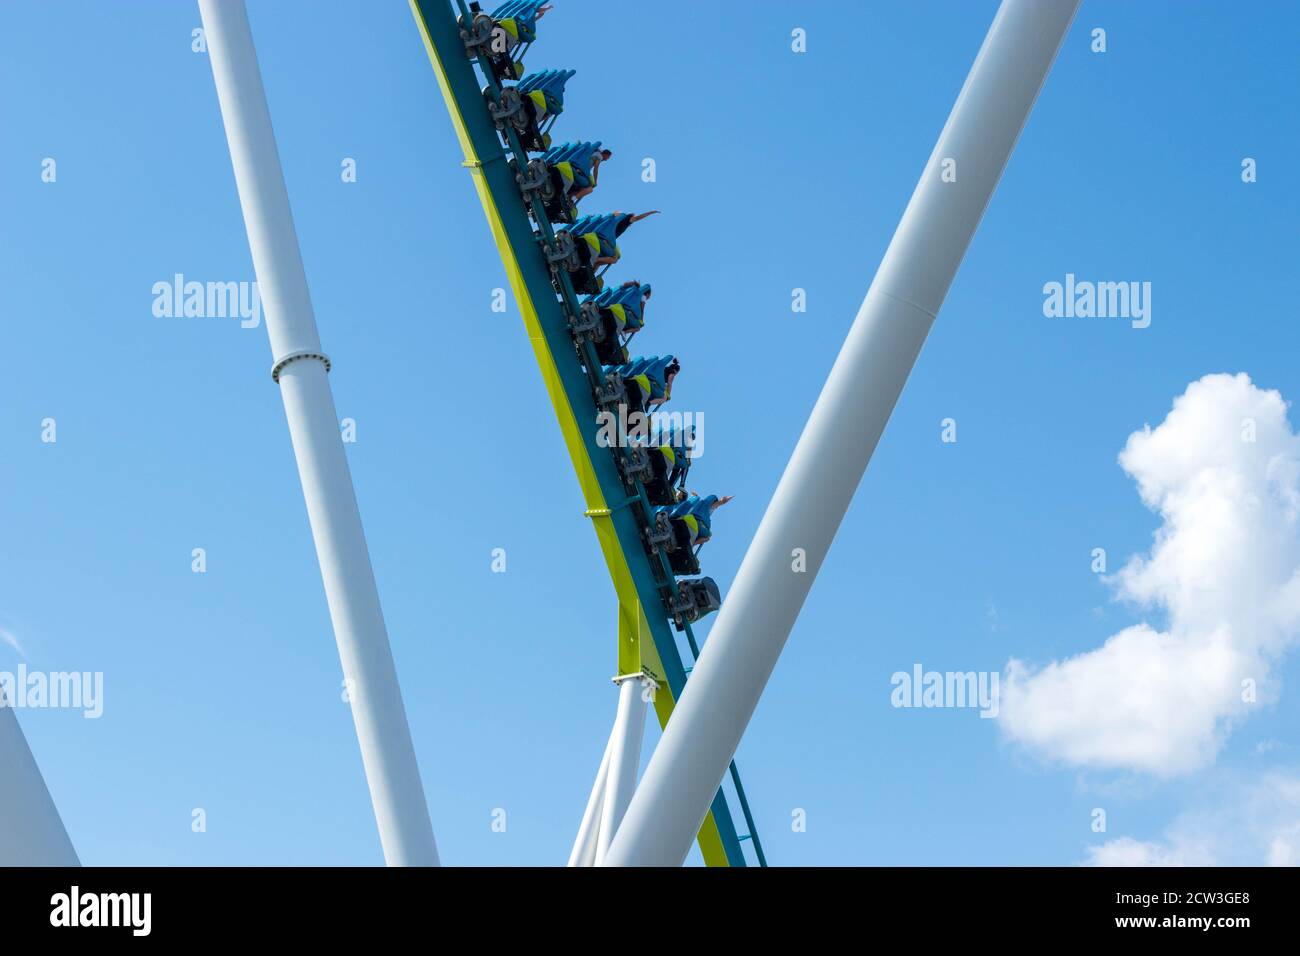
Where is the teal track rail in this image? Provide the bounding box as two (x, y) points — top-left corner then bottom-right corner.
(411, 0), (766, 867)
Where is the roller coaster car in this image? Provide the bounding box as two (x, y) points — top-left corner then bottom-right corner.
(669, 577), (722, 629)
(653, 508), (702, 576)
(518, 141), (603, 225)
(572, 302), (628, 365)
(459, 1), (547, 84)
(600, 355), (676, 417)
(635, 425), (692, 506)
(639, 443), (679, 506)
(571, 281), (649, 363)
(595, 368), (637, 417)
(518, 158), (576, 223)
(652, 494), (718, 576)
(544, 228), (600, 295)
(546, 213), (621, 295)
(487, 68), (575, 152)
(614, 442), (655, 490)
(569, 287), (643, 365)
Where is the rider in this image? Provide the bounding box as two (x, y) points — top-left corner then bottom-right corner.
(568, 146), (611, 203)
(591, 210), (660, 267)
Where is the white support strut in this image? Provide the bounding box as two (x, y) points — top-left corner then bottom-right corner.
(0, 703), (79, 866)
(199, 0), (439, 866)
(604, 0), (1081, 867)
(594, 674), (651, 863)
(567, 734), (612, 867)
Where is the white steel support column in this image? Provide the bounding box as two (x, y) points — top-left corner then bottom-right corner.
(567, 735), (612, 867)
(0, 704), (79, 866)
(199, 0), (439, 866)
(604, 0), (1080, 867)
(594, 675), (650, 863)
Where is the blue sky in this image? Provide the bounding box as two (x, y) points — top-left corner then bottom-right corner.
(2, 0), (1299, 866)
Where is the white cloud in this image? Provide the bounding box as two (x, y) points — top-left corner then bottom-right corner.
(1002, 373), (1300, 776)
(1084, 836), (1211, 867)
(1083, 771), (1300, 866)
(0, 625), (25, 660)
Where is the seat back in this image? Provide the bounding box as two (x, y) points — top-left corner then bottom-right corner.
(643, 354), (677, 401)
(516, 69), (577, 115)
(566, 212), (619, 257)
(543, 140), (602, 168)
(491, 0), (546, 25)
(584, 280), (647, 331)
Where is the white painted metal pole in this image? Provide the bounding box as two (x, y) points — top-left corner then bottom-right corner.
(567, 735), (612, 866)
(0, 704), (79, 866)
(199, 0), (439, 866)
(594, 677), (648, 863)
(604, 0), (1080, 867)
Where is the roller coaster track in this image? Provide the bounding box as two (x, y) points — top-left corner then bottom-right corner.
(409, 0), (766, 866)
